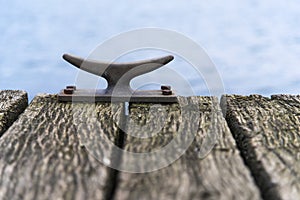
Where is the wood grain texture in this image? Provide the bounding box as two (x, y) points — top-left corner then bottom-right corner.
(0, 94), (124, 200)
(221, 94), (300, 200)
(114, 96), (260, 200)
(0, 90), (28, 136)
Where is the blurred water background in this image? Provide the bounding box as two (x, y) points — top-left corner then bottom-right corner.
(1, 0), (300, 101)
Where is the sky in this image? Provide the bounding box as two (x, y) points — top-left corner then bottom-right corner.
(1, 0), (300, 100)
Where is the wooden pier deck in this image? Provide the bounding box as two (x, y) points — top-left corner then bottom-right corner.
(0, 90), (299, 200)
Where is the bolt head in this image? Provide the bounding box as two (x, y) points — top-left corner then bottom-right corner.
(161, 85), (171, 90)
(66, 85), (76, 90)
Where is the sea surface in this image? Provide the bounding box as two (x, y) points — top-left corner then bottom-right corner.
(1, 0), (300, 100)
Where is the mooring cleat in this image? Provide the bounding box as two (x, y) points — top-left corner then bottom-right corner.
(58, 53), (177, 103)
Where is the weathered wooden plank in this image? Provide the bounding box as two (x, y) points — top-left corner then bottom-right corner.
(114, 97), (260, 200)
(0, 94), (124, 200)
(0, 90), (28, 136)
(221, 94), (300, 200)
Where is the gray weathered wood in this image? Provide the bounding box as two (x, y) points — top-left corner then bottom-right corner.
(114, 96), (261, 200)
(0, 90), (28, 136)
(221, 94), (300, 200)
(0, 94), (123, 200)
